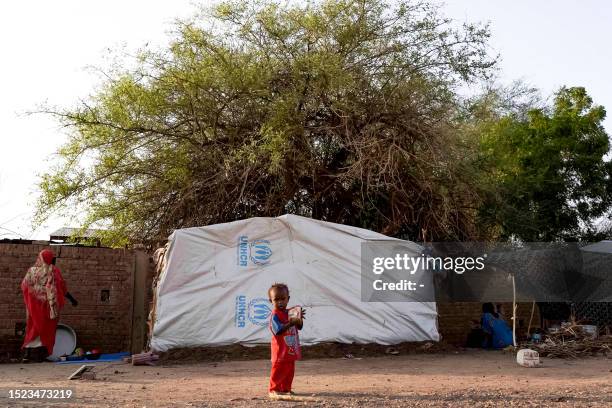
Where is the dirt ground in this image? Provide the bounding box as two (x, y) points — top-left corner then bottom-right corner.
(0, 350), (611, 407)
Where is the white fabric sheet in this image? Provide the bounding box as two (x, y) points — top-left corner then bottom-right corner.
(150, 215), (439, 351)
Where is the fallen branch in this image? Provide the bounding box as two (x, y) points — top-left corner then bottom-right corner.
(132, 352), (160, 366)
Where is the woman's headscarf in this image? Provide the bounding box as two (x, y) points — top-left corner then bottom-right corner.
(22, 249), (59, 319)
(482, 302), (498, 318)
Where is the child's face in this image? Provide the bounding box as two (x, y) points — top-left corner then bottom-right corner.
(269, 287), (289, 310)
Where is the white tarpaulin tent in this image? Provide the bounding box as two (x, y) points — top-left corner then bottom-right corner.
(150, 214), (439, 352)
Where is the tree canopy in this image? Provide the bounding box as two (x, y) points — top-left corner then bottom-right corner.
(37, 0), (497, 246)
(476, 86), (612, 241)
(37, 0), (611, 246)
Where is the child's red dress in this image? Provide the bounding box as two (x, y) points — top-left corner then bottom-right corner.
(269, 308), (301, 393)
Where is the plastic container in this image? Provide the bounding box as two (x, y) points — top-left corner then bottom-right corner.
(288, 306), (303, 325)
(579, 325), (598, 338)
(516, 348), (540, 368)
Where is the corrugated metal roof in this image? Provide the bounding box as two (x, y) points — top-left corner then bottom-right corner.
(49, 227), (101, 239)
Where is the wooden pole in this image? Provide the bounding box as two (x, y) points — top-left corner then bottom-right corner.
(527, 301), (536, 337)
(512, 274), (517, 347)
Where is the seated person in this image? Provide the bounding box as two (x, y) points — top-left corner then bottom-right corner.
(481, 303), (513, 349)
(465, 319), (485, 348)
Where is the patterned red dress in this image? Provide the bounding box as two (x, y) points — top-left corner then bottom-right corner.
(269, 308), (301, 392)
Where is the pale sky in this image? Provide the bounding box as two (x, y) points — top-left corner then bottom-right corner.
(0, 0), (611, 240)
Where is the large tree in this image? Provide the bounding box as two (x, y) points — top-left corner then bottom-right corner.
(37, 0), (496, 246)
(475, 86), (612, 241)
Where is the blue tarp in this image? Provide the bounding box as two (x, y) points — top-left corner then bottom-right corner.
(55, 352), (130, 364)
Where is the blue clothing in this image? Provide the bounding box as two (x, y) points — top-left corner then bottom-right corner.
(271, 314), (284, 335)
(481, 312), (513, 349)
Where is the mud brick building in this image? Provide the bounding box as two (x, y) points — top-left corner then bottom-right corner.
(0, 242), (150, 360)
(1, 241), (539, 361)
(437, 302), (540, 344)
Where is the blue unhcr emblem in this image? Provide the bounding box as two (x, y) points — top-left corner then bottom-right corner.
(250, 239), (272, 265)
(248, 297), (272, 326)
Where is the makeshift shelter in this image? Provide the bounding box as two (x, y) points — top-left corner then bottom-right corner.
(149, 215), (439, 352)
(576, 241), (612, 327)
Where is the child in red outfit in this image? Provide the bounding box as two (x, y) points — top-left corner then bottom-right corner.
(268, 283), (304, 398)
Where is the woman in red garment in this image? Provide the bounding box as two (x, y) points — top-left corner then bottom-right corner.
(21, 249), (73, 362)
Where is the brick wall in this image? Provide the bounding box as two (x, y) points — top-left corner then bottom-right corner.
(0, 243), (140, 360)
(1, 242), (544, 358)
(438, 302), (541, 345)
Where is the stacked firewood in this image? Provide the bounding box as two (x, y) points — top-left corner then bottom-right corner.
(528, 325), (612, 359)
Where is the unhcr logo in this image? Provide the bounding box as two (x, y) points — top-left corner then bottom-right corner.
(237, 236), (273, 267)
(248, 298), (271, 326)
(234, 295), (247, 327)
(235, 296), (271, 328)
(250, 239), (272, 265)
(238, 236), (249, 267)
